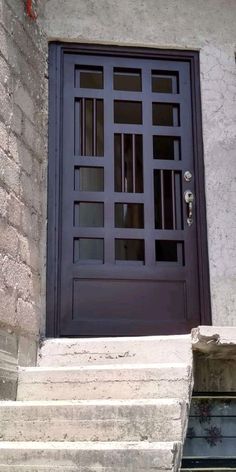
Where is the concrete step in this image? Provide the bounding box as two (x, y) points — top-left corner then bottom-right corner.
(38, 335), (192, 367)
(17, 362), (192, 401)
(0, 441), (181, 471)
(0, 399), (186, 442)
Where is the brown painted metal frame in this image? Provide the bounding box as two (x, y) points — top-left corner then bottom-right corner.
(47, 42), (211, 337)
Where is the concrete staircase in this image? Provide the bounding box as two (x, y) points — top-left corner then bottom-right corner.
(0, 335), (193, 471)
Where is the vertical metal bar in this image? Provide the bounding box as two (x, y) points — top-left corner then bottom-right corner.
(175, 172), (182, 230)
(121, 133), (125, 192)
(132, 134), (136, 193)
(160, 169), (165, 229)
(74, 100), (80, 156)
(172, 170), (176, 229)
(82, 98), (86, 155)
(103, 63), (114, 265)
(173, 106), (179, 127)
(93, 98), (96, 156)
(142, 65), (155, 266)
(177, 242), (184, 266)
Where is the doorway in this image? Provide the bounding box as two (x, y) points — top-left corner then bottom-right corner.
(47, 44), (211, 337)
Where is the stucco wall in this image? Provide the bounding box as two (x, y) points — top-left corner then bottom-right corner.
(0, 0), (47, 396)
(41, 0), (236, 326)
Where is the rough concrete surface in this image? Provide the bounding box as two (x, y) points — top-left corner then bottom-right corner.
(17, 363), (191, 401)
(0, 328), (37, 399)
(192, 325), (236, 358)
(0, 335), (192, 470)
(0, 441), (181, 471)
(38, 335), (192, 366)
(0, 398), (186, 442)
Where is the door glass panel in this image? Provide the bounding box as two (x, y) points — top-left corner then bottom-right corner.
(74, 202), (104, 227)
(155, 240), (184, 264)
(114, 101), (142, 124)
(114, 134), (143, 193)
(153, 136), (181, 160)
(75, 98), (104, 156)
(74, 238), (104, 262)
(114, 68), (142, 91)
(115, 203), (144, 228)
(154, 170), (183, 230)
(152, 71), (179, 93)
(152, 103), (180, 126)
(74, 167), (104, 192)
(115, 239), (144, 262)
(75, 66), (103, 89)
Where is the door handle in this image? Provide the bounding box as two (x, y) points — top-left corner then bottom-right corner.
(184, 190), (194, 226)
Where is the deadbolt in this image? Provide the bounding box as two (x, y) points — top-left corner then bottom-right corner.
(184, 170), (192, 182)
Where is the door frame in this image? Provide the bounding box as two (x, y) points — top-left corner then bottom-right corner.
(46, 42), (211, 337)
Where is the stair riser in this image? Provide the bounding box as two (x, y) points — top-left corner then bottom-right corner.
(0, 467), (174, 471)
(0, 442), (181, 471)
(0, 403), (185, 442)
(17, 367), (191, 401)
(38, 336), (192, 367)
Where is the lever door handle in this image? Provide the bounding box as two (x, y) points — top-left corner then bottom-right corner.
(184, 190), (194, 226)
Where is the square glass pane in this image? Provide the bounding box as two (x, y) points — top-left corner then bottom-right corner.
(152, 103), (180, 126)
(152, 71), (179, 93)
(114, 101), (142, 124)
(75, 66), (103, 89)
(74, 238), (104, 262)
(115, 203), (144, 228)
(74, 167), (104, 192)
(153, 136), (181, 160)
(155, 240), (184, 264)
(114, 68), (142, 91)
(115, 239), (144, 262)
(74, 202), (104, 227)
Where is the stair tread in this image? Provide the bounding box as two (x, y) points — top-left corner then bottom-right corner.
(42, 335), (190, 343)
(0, 398), (184, 406)
(0, 440), (180, 449)
(20, 362), (189, 372)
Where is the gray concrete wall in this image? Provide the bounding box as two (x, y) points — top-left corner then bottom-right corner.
(0, 0), (47, 397)
(41, 0), (236, 326)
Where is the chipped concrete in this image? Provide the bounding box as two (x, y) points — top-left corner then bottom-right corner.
(38, 335), (192, 366)
(192, 326), (236, 358)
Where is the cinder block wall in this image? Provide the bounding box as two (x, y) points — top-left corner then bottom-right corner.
(0, 0), (47, 398)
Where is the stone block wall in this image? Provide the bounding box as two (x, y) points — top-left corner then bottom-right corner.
(0, 0), (47, 398)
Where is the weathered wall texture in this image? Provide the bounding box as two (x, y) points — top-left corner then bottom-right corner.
(41, 0), (236, 326)
(0, 0), (47, 396)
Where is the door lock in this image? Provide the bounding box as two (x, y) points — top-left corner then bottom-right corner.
(184, 170), (192, 182)
(184, 190), (194, 226)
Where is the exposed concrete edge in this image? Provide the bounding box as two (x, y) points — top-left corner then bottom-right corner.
(0, 328), (38, 400)
(192, 326), (236, 359)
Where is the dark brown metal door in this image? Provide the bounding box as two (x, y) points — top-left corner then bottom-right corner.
(47, 45), (211, 337)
